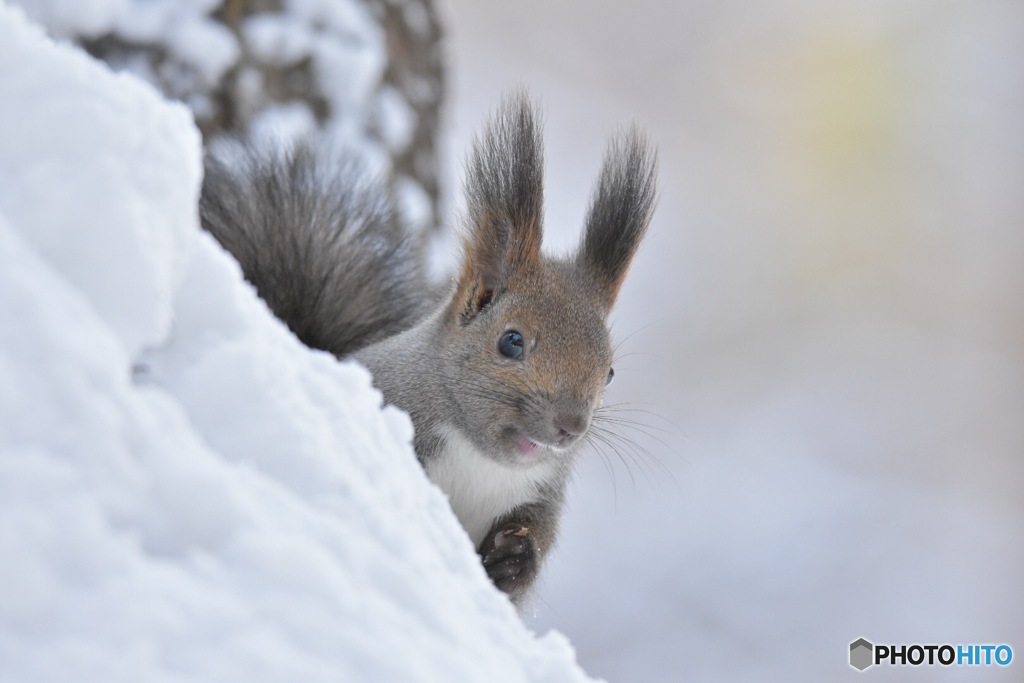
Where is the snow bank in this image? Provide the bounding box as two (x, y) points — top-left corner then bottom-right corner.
(0, 4), (595, 681)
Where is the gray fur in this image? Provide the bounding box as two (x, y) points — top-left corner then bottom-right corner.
(200, 143), (427, 357)
(199, 93), (658, 605)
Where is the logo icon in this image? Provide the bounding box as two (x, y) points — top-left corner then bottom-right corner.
(850, 638), (874, 671)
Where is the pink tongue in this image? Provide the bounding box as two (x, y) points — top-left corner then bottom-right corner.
(516, 436), (540, 456)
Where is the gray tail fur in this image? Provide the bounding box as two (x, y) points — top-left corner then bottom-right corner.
(199, 142), (427, 357)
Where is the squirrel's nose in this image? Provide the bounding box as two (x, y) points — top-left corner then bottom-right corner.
(554, 413), (588, 446)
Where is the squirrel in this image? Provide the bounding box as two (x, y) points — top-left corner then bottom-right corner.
(199, 93), (657, 605)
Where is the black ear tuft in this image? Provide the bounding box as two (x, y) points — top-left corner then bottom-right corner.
(464, 90), (544, 278)
(464, 90), (544, 250)
(453, 91), (545, 320)
(577, 127), (657, 311)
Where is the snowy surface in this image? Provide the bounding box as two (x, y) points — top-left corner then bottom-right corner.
(0, 4), (596, 681)
(15, 0), (240, 83)
(441, 1), (1024, 681)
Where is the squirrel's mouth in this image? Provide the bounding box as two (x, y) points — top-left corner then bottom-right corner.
(515, 435), (544, 457)
(513, 433), (571, 458)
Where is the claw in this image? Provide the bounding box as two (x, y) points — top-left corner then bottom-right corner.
(493, 525), (530, 549)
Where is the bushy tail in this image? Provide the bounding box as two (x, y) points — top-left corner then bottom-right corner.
(199, 143), (427, 357)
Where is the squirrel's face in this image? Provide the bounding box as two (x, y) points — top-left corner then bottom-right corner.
(442, 261), (613, 466)
(444, 93), (656, 469)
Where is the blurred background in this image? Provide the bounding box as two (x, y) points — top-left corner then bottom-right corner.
(436, 1), (1023, 680)
(16, 0), (1021, 679)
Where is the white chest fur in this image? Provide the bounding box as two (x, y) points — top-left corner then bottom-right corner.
(425, 426), (560, 548)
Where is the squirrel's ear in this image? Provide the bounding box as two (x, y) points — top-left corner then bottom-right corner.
(452, 92), (544, 322)
(576, 128), (657, 312)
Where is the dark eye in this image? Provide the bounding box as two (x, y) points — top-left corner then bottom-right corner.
(498, 330), (525, 360)
(606, 367), (615, 386)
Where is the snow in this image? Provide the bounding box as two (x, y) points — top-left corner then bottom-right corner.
(247, 102), (319, 150)
(17, 0), (240, 83)
(162, 16), (239, 85)
(242, 13), (314, 67)
(394, 175), (433, 235)
(235, 0), (389, 144)
(374, 86), (417, 153)
(12, 0), (390, 163)
(13, 0), (435, 238)
(0, 5), (197, 358)
(0, 4), (597, 682)
(10, 0), (125, 39)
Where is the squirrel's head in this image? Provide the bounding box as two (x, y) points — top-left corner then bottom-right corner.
(439, 93), (657, 467)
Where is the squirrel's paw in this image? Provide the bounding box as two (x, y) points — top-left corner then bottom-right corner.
(480, 523), (537, 599)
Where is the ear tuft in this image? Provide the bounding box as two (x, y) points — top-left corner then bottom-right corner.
(453, 91), (545, 321)
(577, 127), (657, 311)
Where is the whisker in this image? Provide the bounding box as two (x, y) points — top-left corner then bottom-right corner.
(589, 425), (658, 488)
(587, 428), (638, 489)
(583, 431), (620, 503)
(592, 424), (678, 488)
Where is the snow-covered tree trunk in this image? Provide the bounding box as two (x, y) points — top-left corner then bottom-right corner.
(12, 0), (445, 237)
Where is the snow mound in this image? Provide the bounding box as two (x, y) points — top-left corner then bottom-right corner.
(0, 5), (594, 682)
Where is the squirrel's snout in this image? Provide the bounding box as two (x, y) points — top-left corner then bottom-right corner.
(553, 412), (589, 448)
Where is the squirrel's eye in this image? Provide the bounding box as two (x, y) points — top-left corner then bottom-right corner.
(606, 367), (615, 386)
(498, 330), (525, 360)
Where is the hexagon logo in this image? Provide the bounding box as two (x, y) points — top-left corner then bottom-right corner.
(850, 638), (874, 671)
